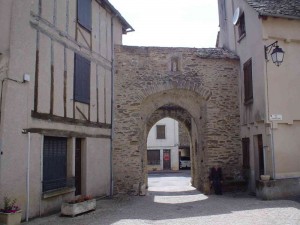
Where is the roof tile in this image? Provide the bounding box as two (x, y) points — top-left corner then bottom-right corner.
(246, 0), (300, 19)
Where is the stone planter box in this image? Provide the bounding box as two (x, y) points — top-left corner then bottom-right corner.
(0, 211), (22, 225)
(61, 199), (96, 217)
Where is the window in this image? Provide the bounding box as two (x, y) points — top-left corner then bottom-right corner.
(238, 13), (246, 38)
(242, 138), (250, 169)
(244, 59), (253, 104)
(74, 54), (90, 104)
(77, 0), (92, 31)
(43, 137), (67, 192)
(156, 125), (166, 139)
(147, 150), (160, 165)
(171, 57), (179, 71)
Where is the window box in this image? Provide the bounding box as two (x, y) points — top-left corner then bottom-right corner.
(0, 211), (22, 225)
(61, 198), (96, 217)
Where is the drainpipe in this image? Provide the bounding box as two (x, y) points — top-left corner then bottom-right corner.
(109, 15), (115, 198)
(26, 132), (31, 222)
(265, 58), (276, 179)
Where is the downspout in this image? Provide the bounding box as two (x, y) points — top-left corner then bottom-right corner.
(26, 132), (31, 222)
(265, 57), (276, 179)
(109, 15), (115, 198)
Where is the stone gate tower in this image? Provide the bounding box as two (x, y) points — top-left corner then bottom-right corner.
(113, 45), (241, 195)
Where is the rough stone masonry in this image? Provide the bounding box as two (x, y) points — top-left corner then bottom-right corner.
(113, 45), (241, 195)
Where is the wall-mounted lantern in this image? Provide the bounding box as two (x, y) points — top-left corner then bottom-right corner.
(264, 41), (285, 66)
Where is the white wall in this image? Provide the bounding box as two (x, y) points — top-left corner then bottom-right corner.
(147, 118), (179, 170)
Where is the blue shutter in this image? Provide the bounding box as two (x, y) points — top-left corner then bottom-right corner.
(74, 54), (90, 104)
(77, 0), (92, 31)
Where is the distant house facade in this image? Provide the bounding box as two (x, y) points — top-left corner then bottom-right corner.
(147, 118), (179, 171)
(217, 0), (300, 198)
(0, 0), (132, 218)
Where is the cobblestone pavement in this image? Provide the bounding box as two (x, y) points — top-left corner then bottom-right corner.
(25, 171), (300, 225)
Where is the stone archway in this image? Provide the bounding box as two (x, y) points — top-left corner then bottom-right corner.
(139, 89), (206, 192)
(113, 45), (241, 195)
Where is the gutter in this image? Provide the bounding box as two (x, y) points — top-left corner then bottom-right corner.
(258, 13), (300, 21)
(96, 0), (135, 33)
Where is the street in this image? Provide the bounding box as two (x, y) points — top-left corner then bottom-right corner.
(25, 171), (300, 225)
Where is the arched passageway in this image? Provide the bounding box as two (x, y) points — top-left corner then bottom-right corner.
(113, 45), (241, 195)
(140, 90), (206, 192)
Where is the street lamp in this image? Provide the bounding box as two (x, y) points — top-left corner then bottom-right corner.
(264, 41), (285, 66)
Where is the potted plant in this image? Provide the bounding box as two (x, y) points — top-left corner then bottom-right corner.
(0, 197), (22, 225)
(61, 195), (96, 217)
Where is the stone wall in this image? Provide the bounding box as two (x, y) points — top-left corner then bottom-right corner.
(113, 45), (241, 194)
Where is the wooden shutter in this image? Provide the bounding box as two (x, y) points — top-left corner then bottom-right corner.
(156, 125), (166, 139)
(242, 138), (250, 169)
(74, 54), (90, 104)
(77, 0), (92, 31)
(244, 59), (253, 103)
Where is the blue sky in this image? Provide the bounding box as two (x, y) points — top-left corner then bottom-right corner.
(109, 0), (219, 48)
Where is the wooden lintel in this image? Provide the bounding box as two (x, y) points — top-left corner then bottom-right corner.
(23, 128), (111, 139)
(31, 111), (111, 129)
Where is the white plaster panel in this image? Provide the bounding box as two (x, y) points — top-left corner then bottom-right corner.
(91, 0), (100, 54)
(38, 33), (51, 113)
(31, 0), (39, 15)
(66, 49), (74, 118)
(98, 66), (105, 123)
(106, 15), (112, 60)
(113, 17), (123, 45)
(8, 0), (36, 82)
(77, 26), (91, 49)
(0, 82), (30, 216)
(99, 9), (108, 58)
(84, 137), (111, 197)
(0, 0), (13, 52)
(28, 134), (42, 218)
(105, 69), (111, 124)
(53, 42), (64, 117)
(41, 0), (54, 24)
(90, 62), (97, 122)
(68, 0), (76, 37)
(56, 0), (66, 32)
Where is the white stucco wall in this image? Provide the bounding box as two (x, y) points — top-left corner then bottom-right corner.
(147, 118), (179, 171)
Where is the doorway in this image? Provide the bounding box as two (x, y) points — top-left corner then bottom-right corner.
(163, 149), (171, 170)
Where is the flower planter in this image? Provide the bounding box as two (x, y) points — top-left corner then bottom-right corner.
(260, 175), (271, 181)
(0, 211), (22, 225)
(61, 199), (96, 217)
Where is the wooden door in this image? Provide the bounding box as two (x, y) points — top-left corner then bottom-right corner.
(163, 149), (171, 170)
(75, 139), (82, 196)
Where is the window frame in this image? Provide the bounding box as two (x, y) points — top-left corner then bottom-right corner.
(156, 125), (166, 139)
(147, 150), (161, 165)
(243, 59), (253, 105)
(74, 53), (91, 104)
